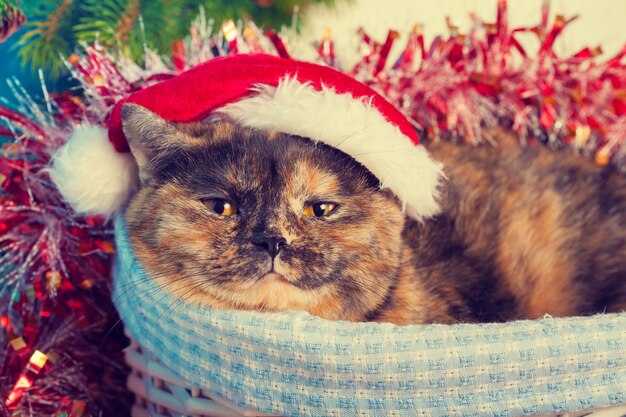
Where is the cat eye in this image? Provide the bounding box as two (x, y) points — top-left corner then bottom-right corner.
(203, 198), (238, 217)
(303, 202), (338, 217)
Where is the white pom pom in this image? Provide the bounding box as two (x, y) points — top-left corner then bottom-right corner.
(49, 125), (138, 217)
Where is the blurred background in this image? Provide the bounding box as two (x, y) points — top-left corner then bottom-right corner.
(3, 0), (626, 99)
(0, 0), (334, 98)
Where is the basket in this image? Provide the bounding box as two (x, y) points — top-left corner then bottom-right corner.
(113, 216), (626, 417)
(124, 332), (281, 417)
(122, 333), (626, 417)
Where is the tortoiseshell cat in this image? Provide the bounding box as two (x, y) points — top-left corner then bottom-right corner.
(123, 104), (626, 324)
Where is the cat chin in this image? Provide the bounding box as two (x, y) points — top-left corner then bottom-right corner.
(258, 272), (291, 285)
(181, 274), (344, 319)
(151, 273), (361, 321)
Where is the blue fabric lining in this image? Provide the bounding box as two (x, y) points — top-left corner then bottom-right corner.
(113, 216), (626, 417)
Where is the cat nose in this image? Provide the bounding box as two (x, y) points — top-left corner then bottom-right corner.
(252, 235), (287, 258)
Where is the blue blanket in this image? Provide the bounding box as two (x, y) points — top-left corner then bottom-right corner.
(113, 216), (626, 417)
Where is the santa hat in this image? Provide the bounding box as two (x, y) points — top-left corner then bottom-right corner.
(50, 54), (443, 220)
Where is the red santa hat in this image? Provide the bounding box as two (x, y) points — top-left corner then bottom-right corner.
(50, 54), (443, 220)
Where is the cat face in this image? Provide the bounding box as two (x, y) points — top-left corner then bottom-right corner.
(123, 104), (406, 321)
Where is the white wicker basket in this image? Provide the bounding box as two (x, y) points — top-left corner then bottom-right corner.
(123, 331), (626, 417)
(124, 331), (283, 417)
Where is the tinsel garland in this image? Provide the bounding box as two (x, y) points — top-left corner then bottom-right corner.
(0, 72), (130, 415)
(1, 1), (626, 415)
(0, 1), (25, 43)
(339, 1), (626, 167)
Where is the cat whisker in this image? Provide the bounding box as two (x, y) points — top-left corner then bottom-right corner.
(113, 271), (202, 308)
(140, 280), (210, 340)
(352, 148), (408, 157)
(332, 119), (388, 148)
(357, 275), (427, 322)
(112, 274), (178, 306)
(101, 318), (124, 344)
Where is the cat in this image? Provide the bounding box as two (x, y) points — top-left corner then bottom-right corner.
(122, 103), (626, 325)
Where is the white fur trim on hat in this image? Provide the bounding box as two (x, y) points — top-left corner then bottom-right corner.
(49, 124), (138, 217)
(220, 77), (444, 220)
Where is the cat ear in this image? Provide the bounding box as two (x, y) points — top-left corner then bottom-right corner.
(121, 103), (181, 181)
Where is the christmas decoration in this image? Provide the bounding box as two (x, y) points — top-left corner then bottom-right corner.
(332, 0), (626, 168)
(0, 71), (131, 415)
(0, 0), (24, 43)
(15, 0), (333, 79)
(2, 0), (626, 415)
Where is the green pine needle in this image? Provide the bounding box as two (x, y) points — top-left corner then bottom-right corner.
(0, 0), (19, 14)
(15, 0), (339, 79)
(16, 0), (79, 79)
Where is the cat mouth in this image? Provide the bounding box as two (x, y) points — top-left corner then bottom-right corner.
(258, 272), (291, 285)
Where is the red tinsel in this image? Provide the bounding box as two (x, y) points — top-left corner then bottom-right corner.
(338, 1), (626, 167)
(0, 2), (25, 43)
(0, 51), (139, 417)
(1, 1), (626, 415)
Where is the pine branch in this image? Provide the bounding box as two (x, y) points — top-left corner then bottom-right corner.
(14, 0), (339, 78)
(114, 0), (140, 44)
(0, 0), (19, 14)
(16, 0), (78, 78)
(74, 0), (176, 66)
(44, 0), (71, 41)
